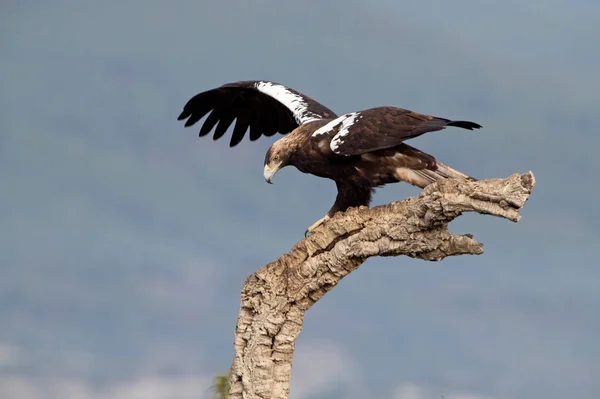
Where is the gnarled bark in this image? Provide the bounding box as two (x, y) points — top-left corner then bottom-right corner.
(227, 172), (536, 399)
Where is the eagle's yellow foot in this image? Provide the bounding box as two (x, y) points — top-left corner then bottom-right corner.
(304, 215), (331, 237)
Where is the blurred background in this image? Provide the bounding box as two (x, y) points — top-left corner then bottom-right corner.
(1, 1), (599, 398)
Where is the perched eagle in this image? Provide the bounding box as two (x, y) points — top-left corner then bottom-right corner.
(177, 80), (482, 235)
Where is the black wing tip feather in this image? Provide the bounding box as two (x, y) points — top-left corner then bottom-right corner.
(447, 120), (483, 130)
(177, 109), (190, 121)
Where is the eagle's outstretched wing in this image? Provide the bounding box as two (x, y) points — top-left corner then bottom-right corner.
(312, 106), (481, 156)
(177, 80), (338, 147)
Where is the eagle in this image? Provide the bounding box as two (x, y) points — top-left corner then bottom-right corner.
(177, 80), (482, 236)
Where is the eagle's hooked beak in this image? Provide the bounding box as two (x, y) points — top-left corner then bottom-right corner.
(263, 162), (281, 184)
(263, 164), (277, 184)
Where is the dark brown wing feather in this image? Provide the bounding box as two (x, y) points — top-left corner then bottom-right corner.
(177, 80), (337, 147)
(325, 106), (481, 156)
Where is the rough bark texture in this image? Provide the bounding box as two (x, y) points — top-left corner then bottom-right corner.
(227, 172), (536, 399)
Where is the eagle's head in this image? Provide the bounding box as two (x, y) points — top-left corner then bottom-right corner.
(263, 140), (292, 184)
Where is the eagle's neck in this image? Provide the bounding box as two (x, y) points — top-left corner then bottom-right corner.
(284, 120), (333, 176)
(280, 128), (306, 155)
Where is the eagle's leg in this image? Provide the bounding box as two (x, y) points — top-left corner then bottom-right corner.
(304, 215), (331, 237)
(304, 181), (373, 237)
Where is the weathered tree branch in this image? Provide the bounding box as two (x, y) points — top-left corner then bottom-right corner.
(227, 172), (536, 399)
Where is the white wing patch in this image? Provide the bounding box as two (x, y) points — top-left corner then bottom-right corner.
(330, 112), (361, 153)
(312, 112), (361, 138)
(312, 114), (347, 136)
(311, 112), (362, 153)
(255, 81), (322, 125)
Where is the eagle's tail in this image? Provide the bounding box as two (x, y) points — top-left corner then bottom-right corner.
(411, 162), (477, 188)
(446, 120), (482, 130)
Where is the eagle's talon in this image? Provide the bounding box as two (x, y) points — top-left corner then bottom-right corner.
(305, 215), (331, 237)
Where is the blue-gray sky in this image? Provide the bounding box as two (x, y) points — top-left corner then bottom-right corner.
(1, 1), (599, 398)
